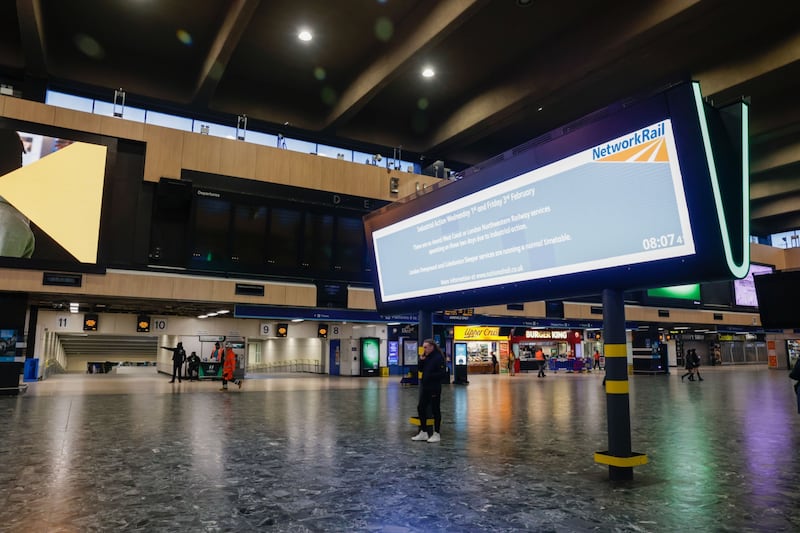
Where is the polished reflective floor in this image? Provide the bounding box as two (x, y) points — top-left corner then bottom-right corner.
(1, 366), (799, 532)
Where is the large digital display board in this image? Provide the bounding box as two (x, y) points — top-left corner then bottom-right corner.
(0, 123), (110, 269)
(364, 82), (749, 312)
(373, 120), (694, 302)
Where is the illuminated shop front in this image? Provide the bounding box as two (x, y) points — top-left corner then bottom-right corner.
(511, 328), (586, 372)
(453, 326), (509, 374)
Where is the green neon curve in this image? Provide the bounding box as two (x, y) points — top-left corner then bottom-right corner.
(691, 82), (750, 279)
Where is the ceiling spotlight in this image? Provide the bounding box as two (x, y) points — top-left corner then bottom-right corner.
(298, 29), (312, 42)
(421, 67), (435, 78)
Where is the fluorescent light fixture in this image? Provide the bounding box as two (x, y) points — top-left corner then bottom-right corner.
(291, 319), (304, 323)
(206, 312), (218, 317)
(387, 322), (401, 325)
(298, 29), (312, 42)
(216, 310), (230, 314)
(674, 326), (691, 330)
(197, 314), (208, 319)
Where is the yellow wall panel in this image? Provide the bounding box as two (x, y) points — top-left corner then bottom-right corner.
(142, 125), (184, 182)
(284, 284), (316, 306)
(219, 137), (258, 178)
(98, 115), (145, 141)
(3, 97), (55, 124)
(53, 107), (104, 132)
(751, 242), (786, 270)
(182, 133), (221, 173)
(265, 283), (287, 305)
(348, 288), (376, 310)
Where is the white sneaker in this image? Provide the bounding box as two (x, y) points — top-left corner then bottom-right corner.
(427, 432), (441, 443)
(411, 431), (429, 441)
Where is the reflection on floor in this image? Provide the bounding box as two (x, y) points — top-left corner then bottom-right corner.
(1, 367), (799, 532)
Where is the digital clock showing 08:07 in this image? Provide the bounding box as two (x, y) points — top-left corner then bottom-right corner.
(642, 233), (683, 250)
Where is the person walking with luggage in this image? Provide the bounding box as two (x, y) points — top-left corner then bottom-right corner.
(412, 339), (446, 443)
(161, 342), (186, 383)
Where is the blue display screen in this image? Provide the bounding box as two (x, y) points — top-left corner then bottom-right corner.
(373, 120), (694, 303)
(364, 82), (749, 313)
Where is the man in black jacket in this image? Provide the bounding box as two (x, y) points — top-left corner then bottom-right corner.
(412, 339), (446, 443)
(161, 342), (186, 383)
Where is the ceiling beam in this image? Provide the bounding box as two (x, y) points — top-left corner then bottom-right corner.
(15, 0), (47, 77)
(322, 0), (487, 130)
(694, 32), (800, 96)
(750, 192), (800, 220)
(751, 135), (800, 174)
(424, 0), (702, 153)
(191, 0), (261, 106)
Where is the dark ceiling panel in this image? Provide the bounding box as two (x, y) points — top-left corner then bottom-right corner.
(0, 0), (799, 241)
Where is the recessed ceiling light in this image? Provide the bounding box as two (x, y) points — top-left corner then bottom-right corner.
(291, 318), (304, 323)
(421, 67), (435, 78)
(298, 29), (312, 42)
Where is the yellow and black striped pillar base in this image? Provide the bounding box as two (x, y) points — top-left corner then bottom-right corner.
(595, 289), (647, 481)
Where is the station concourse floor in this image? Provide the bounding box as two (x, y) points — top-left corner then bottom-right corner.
(1, 366), (799, 532)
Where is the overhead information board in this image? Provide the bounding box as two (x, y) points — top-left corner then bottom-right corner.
(364, 82), (749, 312)
(372, 120), (694, 302)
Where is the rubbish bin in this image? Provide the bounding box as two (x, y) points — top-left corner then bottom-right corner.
(23, 359), (39, 382)
(0, 362), (24, 395)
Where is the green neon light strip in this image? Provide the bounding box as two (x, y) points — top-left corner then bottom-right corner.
(691, 82), (750, 279)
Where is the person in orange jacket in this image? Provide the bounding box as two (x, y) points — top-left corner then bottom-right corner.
(210, 341), (225, 362)
(220, 344), (242, 391)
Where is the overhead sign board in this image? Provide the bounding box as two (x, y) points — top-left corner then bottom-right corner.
(364, 82), (749, 312)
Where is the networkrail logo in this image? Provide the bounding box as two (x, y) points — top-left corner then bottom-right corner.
(592, 122), (668, 162)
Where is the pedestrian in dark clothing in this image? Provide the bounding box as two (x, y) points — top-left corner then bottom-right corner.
(412, 339), (446, 443)
(692, 349), (704, 381)
(162, 342), (186, 383)
(187, 351), (201, 381)
(681, 349), (696, 382)
(491, 352), (498, 374)
(790, 356), (800, 414)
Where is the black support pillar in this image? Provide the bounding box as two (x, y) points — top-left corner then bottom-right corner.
(594, 289), (647, 480)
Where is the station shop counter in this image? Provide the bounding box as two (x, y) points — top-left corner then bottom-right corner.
(519, 359), (542, 372)
(468, 362), (495, 374)
(548, 358), (591, 372)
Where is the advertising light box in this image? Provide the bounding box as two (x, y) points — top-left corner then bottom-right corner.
(364, 82), (749, 313)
